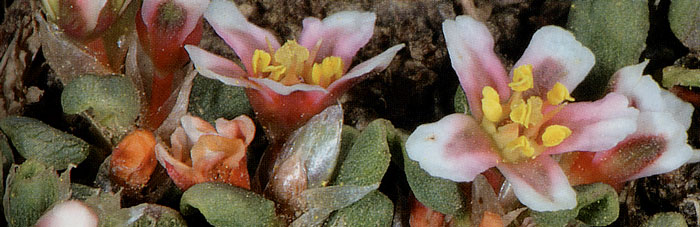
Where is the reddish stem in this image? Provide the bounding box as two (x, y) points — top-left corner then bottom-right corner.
(146, 70), (174, 129)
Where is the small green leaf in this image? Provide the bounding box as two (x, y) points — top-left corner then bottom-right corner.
(180, 182), (281, 226)
(403, 133), (465, 215)
(61, 74), (140, 137)
(188, 75), (253, 123)
(326, 190), (393, 226)
(662, 66), (700, 88)
(454, 87), (469, 114)
(0, 116), (90, 170)
(643, 212), (688, 227)
(122, 204), (187, 227)
(3, 160), (70, 226)
(669, 0), (700, 51)
(532, 182), (619, 227)
(568, 0), (649, 99)
(333, 119), (393, 187)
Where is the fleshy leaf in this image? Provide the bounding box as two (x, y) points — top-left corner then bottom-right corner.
(119, 204), (187, 227)
(661, 66), (700, 88)
(61, 74), (140, 139)
(403, 132), (466, 216)
(669, 0), (700, 51)
(326, 190), (393, 227)
(333, 119), (393, 186)
(567, 0), (649, 99)
(643, 212), (689, 227)
(293, 184), (379, 226)
(0, 116), (91, 170)
(454, 87), (469, 114)
(3, 160), (71, 227)
(188, 75), (253, 123)
(180, 182), (281, 226)
(531, 183), (619, 227)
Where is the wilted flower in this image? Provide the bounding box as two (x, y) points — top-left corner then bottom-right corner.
(136, 0), (208, 128)
(40, 0), (132, 40)
(155, 114), (255, 190)
(562, 60), (695, 187)
(185, 0), (404, 140)
(406, 16), (639, 211)
(110, 129), (158, 187)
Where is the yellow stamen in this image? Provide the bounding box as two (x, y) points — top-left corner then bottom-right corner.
(274, 40), (309, 76)
(509, 64), (534, 92)
(481, 86), (503, 123)
(263, 65), (286, 81)
(506, 136), (535, 159)
(547, 82), (575, 105)
(252, 50), (271, 76)
(541, 125), (572, 147)
(509, 96), (543, 128)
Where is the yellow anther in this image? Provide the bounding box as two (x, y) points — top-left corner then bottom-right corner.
(509, 64), (534, 92)
(547, 82), (575, 105)
(509, 96), (543, 128)
(506, 136), (535, 158)
(481, 86), (503, 123)
(263, 65), (286, 81)
(252, 50), (271, 75)
(311, 56), (344, 88)
(542, 125), (572, 147)
(274, 40), (309, 72)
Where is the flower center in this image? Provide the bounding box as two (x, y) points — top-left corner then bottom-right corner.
(480, 64), (575, 163)
(251, 40), (344, 88)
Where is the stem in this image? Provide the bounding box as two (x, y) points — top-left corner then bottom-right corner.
(146, 70), (174, 129)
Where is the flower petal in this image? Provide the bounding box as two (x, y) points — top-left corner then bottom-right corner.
(78, 0), (108, 34)
(612, 60), (694, 130)
(215, 115), (256, 145)
(618, 112), (692, 180)
(513, 26), (595, 97)
(545, 92), (639, 154)
(497, 155), (577, 211)
(190, 135), (244, 174)
(406, 113), (500, 182)
(326, 44), (405, 96)
(180, 114), (216, 143)
(443, 16), (510, 120)
(155, 143), (198, 189)
(36, 200), (98, 227)
(298, 11), (376, 72)
(204, 0), (281, 71)
(185, 45), (260, 89)
(249, 77), (327, 96)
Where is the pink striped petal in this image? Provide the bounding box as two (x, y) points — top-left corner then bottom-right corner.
(512, 26), (595, 97)
(141, 0), (209, 44)
(326, 44), (404, 97)
(180, 114), (216, 143)
(497, 155), (577, 211)
(443, 16), (510, 120)
(406, 113), (500, 182)
(612, 60), (694, 130)
(185, 45), (260, 89)
(204, 0), (280, 72)
(215, 115), (256, 145)
(298, 11), (376, 72)
(593, 111), (692, 181)
(545, 92), (639, 154)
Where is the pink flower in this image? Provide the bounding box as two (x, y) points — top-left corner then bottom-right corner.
(40, 0), (132, 40)
(155, 114), (255, 191)
(36, 200), (98, 227)
(185, 0), (404, 140)
(406, 16), (639, 211)
(562, 60), (695, 187)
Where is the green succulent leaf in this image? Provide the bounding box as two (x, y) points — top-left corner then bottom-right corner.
(333, 119), (393, 187)
(567, 0), (649, 100)
(3, 160), (71, 226)
(532, 182), (619, 227)
(61, 74), (140, 138)
(661, 66), (700, 88)
(643, 212), (688, 227)
(188, 75), (253, 123)
(326, 190), (393, 227)
(0, 116), (90, 170)
(180, 182), (281, 226)
(454, 87), (469, 114)
(669, 0), (700, 51)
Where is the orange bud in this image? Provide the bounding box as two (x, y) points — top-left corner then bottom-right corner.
(110, 129), (157, 187)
